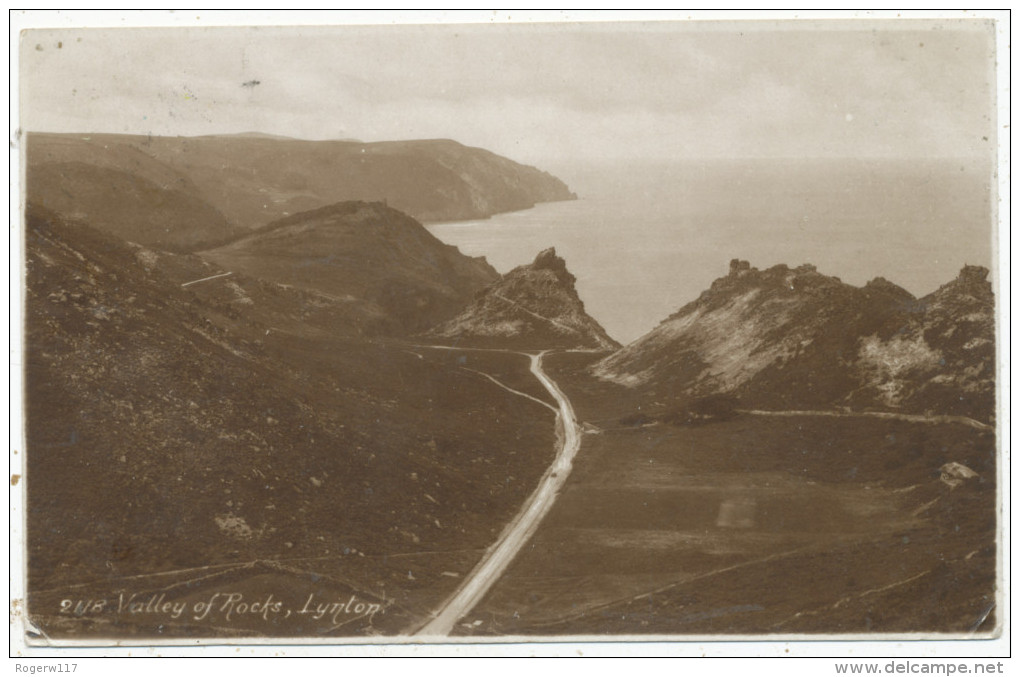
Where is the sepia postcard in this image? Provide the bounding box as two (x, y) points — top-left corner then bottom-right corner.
(11, 11), (1008, 654)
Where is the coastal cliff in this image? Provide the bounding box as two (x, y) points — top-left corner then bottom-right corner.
(26, 132), (576, 251)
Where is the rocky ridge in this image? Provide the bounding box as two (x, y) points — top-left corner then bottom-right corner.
(426, 247), (620, 351)
(592, 259), (994, 422)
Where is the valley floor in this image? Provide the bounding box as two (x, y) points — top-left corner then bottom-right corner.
(413, 349), (581, 636)
(451, 353), (997, 637)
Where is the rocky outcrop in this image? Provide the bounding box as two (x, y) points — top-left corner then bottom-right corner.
(426, 247), (619, 351)
(592, 260), (994, 422)
(851, 264), (994, 419)
(26, 133), (576, 250)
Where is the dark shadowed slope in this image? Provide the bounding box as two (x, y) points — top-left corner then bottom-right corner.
(24, 204), (559, 637)
(200, 201), (499, 334)
(26, 135), (242, 251)
(426, 247), (620, 351)
(593, 259), (994, 422)
(26, 132), (576, 250)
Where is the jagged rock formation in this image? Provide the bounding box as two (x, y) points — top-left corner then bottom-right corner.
(851, 264), (994, 418)
(426, 247), (620, 351)
(200, 201), (498, 334)
(26, 132), (576, 250)
(593, 259), (994, 422)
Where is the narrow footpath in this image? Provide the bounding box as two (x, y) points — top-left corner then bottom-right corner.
(738, 408), (993, 432)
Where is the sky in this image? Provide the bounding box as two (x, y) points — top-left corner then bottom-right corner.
(19, 18), (996, 171)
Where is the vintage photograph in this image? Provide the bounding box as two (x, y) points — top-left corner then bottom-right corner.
(16, 14), (1001, 643)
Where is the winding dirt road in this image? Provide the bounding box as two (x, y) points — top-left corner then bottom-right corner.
(413, 349), (581, 637)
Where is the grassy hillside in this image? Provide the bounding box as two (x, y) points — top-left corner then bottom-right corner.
(26, 134), (242, 251)
(200, 201), (499, 334)
(24, 205), (557, 637)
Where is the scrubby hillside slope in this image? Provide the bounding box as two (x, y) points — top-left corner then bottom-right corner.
(24, 205), (557, 635)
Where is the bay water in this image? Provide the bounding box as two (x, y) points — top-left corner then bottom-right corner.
(427, 158), (993, 344)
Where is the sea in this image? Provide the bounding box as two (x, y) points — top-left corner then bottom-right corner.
(427, 158), (994, 344)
